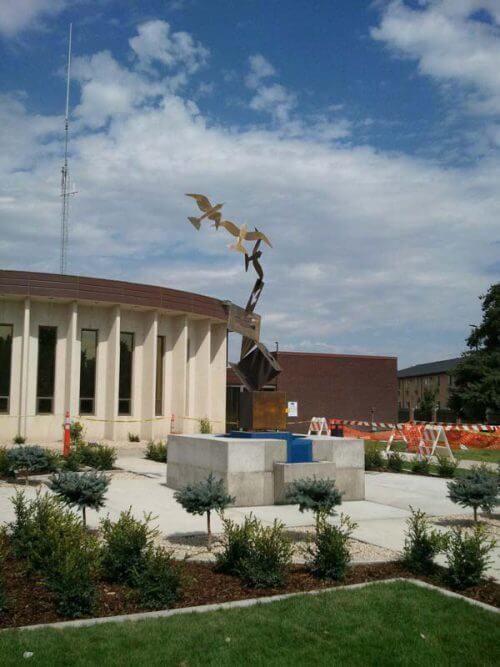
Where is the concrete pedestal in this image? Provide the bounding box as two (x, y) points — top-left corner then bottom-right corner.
(274, 461), (337, 503)
(167, 434), (364, 506)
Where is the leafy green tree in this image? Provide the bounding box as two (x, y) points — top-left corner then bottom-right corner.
(285, 477), (342, 531)
(49, 470), (110, 526)
(174, 474), (234, 549)
(447, 464), (499, 522)
(449, 283), (500, 421)
(419, 387), (438, 421)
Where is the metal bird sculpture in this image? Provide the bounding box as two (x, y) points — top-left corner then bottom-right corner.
(217, 220), (272, 254)
(184, 192), (280, 389)
(185, 193), (224, 229)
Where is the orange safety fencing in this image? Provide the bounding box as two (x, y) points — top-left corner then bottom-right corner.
(344, 424), (500, 450)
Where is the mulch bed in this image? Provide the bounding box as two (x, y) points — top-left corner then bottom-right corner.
(1, 552), (499, 629)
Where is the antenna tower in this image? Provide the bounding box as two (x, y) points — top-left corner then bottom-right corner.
(60, 23), (74, 274)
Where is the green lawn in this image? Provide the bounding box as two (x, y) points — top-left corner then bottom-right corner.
(1, 582), (499, 666)
(454, 449), (500, 464)
(364, 440), (500, 467)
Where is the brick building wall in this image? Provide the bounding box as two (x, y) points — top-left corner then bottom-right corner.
(227, 351), (398, 432)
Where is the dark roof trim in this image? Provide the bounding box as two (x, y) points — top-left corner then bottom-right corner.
(277, 350), (397, 361)
(398, 357), (461, 378)
(0, 270), (227, 321)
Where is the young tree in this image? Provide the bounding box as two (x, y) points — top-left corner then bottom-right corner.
(447, 464), (499, 522)
(449, 283), (500, 421)
(174, 474), (234, 550)
(49, 470), (110, 526)
(418, 387), (438, 422)
(285, 477), (342, 531)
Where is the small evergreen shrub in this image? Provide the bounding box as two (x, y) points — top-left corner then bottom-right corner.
(199, 417), (212, 434)
(306, 514), (357, 581)
(100, 509), (158, 584)
(75, 442), (117, 470)
(60, 446), (83, 471)
(387, 451), (404, 472)
(174, 474), (234, 549)
(0, 447), (8, 476)
(285, 477), (342, 529)
(47, 527), (100, 617)
(132, 546), (181, 609)
(364, 444), (384, 470)
(12, 434), (26, 445)
(436, 455), (458, 478)
(402, 507), (445, 574)
(444, 524), (496, 589)
(6, 445), (58, 480)
(8, 490), (100, 617)
(49, 470), (110, 526)
(9, 490), (81, 572)
(216, 515), (258, 574)
(411, 457), (431, 476)
(0, 530), (7, 612)
(447, 464), (499, 521)
(128, 432), (140, 443)
(216, 515), (292, 588)
(236, 519), (292, 588)
(70, 421), (84, 445)
(145, 440), (167, 462)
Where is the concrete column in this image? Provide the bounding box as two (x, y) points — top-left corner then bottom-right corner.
(159, 315), (173, 437)
(194, 319), (211, 430)
(65, 301), (79, 417)
(210, 323), (227, 433)
(105, 305), (120, 440)
(17, 297), (30, 438)
(170, 315), (188, 434)
(141, 310), (158, 441)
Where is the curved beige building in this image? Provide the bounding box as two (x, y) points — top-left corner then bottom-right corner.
(0, 270), (227, 442)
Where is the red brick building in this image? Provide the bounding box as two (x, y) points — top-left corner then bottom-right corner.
(227, 350), (398, 432)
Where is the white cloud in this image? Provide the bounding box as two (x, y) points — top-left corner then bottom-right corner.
(72, 50), (167, 129)
(246, 53), (296, 123)
(371, 1), (500, 115)
(0, 0), (66, 36)
(0, 23), (498, 366)
(129, 20), (209, 74)
(245, 53), (276, 88)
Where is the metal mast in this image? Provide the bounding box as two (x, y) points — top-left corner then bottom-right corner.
(60, 23), (73, 274)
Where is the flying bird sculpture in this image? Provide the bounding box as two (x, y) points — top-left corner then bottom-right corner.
(184, 191), (280, 391)
(185, 193), (224, 229)
(218, 220), (272, 254)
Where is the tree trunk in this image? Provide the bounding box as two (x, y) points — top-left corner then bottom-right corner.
(207, 510), (212, 551)
(473, 506), (478, 522)
(82, 506), (87, 527)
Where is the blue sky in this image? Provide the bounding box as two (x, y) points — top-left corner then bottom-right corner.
(1, 1), (499, 366)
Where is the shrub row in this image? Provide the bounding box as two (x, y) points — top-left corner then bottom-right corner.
(7, 494), (180, 617)
(0, 442), (116, 479)
(365, 444), (459, 478)
(402, 506), (496, 588)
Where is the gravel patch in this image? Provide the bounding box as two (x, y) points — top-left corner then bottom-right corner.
(161, 526), (398, 564)
(432, 514), (500, 538)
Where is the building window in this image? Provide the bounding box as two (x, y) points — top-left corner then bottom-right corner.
(118, 332), (134, 415)
(80, 329), (97, 415)
(0, 324), (13, 413)
(155, 335), (165, 416)
(37, 326), (57, 414)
